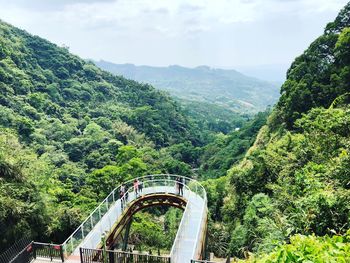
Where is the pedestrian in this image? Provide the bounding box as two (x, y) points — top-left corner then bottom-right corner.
(134, 179), (139, 197)
(175, 176), (180, 195)
(120, 184), (125, 208)
(139, 179), (143, 194)
(178, 177), (184, 196)
(125, 185), (129, 202)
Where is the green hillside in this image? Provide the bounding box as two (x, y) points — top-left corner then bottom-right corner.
(0, 19), (206, 249)
(0, 21), (203, 149)
(205, 3), (350, 261)
(0, 18), (258, 252)
(94, 62), (280, 113)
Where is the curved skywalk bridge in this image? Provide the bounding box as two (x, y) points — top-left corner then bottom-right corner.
(62, 174), (208, 263)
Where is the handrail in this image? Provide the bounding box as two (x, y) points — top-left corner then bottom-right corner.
(170, 188), (207, 262)
(33, 242), (61, 246)
(8, 242), (33, 263)
(60, 174), (207, 257)
(0, 236), (32, 263)
(10, 242), (65, 263)
(32, 242), (64, 262)
(120, 178), (192, 201)
(191, 260), (216, 263)
(80, 247), (171, 263)
(63, 174), (206, 242)
(169, 199), (189, 260)
(192, 198), (208, 260)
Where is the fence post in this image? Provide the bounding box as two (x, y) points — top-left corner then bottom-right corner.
(79, 248), (83, 263)
(101, 233), (108, 263)
(60, 245), (65, 262)
(33, 242), (37, 259)
(108, 251), (114, 263)
(49, 243), (53, 261)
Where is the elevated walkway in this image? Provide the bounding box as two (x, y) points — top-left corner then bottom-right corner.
(35, 174), (207, 263)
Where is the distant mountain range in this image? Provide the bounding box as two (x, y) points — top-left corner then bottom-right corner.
(94, 61), (281, 113)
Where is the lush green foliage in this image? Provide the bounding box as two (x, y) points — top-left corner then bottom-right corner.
(243, 231), (350, 262)
(277, 3), (350, 129)
(181, 100), (248, 135)
(199, 111), (268, 179)
(0, 19), (208, 249)
(0, 20), (201, 150)
(128, 208), (183, 252)
(0, 18), (259, 251)
(204, 3), (350, 260)
(224, 78), (350, 259)
(0, 129), (84, 246)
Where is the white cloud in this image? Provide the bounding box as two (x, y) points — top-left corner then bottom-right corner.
(0, 0), (348, 70)
(43, 0), (262, 36)
(45, 0), (348, 36)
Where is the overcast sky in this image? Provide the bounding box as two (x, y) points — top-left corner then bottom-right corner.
(0, 0), (348, 80)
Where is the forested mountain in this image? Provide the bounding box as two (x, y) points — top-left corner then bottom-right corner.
(0, 22), (202, 148)
(93, 61), (280, 113)
(205, 3), (350, 261)
(0, 19), (217, 250)
(0, 18), (260, 252)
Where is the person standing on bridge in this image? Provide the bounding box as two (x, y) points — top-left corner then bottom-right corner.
(125, 184), (129, 202)
(134, 179), (139, 197)
(120, 184), (125, 208)
(175, 176), (180, 194)
(138, 179), (143, 194)
(178, 177), (184, 196)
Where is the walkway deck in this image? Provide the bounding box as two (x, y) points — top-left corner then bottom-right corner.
(61, 175), (207, 263)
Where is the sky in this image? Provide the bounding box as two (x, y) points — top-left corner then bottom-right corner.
(0, 0), (348, 81)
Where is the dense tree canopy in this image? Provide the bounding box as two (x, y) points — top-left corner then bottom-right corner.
(277, 3), (350, 129)
(203, 3), (350, 261)
(0, 19), (206, 250)
(0, 18), (258, 252)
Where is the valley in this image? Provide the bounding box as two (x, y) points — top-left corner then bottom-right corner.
(1, 1), (350, 262)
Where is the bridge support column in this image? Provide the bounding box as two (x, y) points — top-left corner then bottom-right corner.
(122, 218), (133, 251)
(203, 230), (209, 260)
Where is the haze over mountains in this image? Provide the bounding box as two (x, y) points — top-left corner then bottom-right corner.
(94, 61), (281, 113)
(235, 64), (288, 83)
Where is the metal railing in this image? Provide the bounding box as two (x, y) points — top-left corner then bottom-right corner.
(33, 242), (64, 262)
(7, 242), (33, 263)
(61, 174), (207, 257)
(0, 236), (32, 263)
(169, 201), (190, 262)
(190, 261), (216, 263)
(80, 248), (171, 263)
(170, 186), (207, 262)
(4, 242), (64, 263)
(192, 201), (208, 260)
